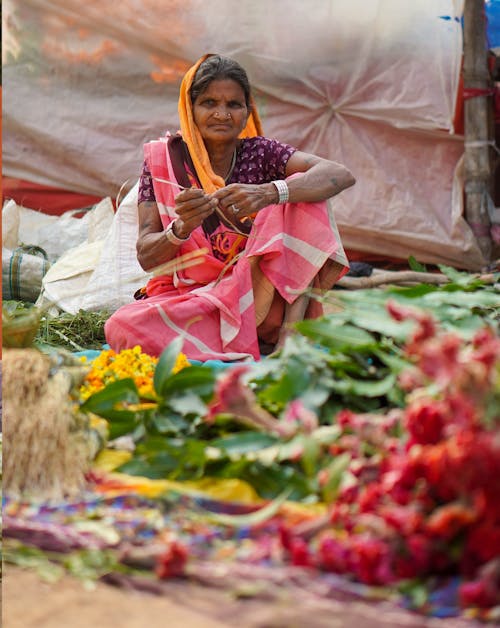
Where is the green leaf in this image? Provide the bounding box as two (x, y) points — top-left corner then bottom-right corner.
(407, 256), (427, 272)
(3, 543), (64, 583)
(211, 432), (278, 456)
(351, 310), (415, 341)
(258, 359), (311, 405)
(150, 413), (187, 435)
(118, 453), (178, 479)
(329, 372), (397, 397)
(153, 336), (185, 396)
(159, 366), (216, 401)
(167, 391), (208, 417)
(300, 435), (321, 477)
(437, 264), (480, 287)
(200, 489), (292, 527)
(420, 289), (500, 310)
(321, 452), (351, 503)
(214, 459), (312, 501)
(296, 319), (375, 349)
(80, 379), (141, 438)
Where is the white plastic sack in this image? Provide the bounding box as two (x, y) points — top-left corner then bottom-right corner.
(38, 240), (106, 314)
(38, 182), (148, 314)
(2, 200), (22, 250)
(2, 197), (115, 262)
(78, 182), (149, 312)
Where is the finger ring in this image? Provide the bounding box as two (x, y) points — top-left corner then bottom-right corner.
(231, 204), (239, 214)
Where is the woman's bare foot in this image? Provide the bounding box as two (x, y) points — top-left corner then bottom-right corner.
(273, 291), (311, 352)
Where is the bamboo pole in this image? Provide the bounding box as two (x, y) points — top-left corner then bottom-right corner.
(463, 0), (494, 262)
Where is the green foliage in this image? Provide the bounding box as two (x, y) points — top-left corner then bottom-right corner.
(78, 275), (499, 501)
(407, 256), (427, 272)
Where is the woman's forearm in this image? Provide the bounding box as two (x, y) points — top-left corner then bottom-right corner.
(136, 230), (181, 272)
(137, 201), (182, 271)
(283, 151), (355, 203)
(285, 159), (355, 203)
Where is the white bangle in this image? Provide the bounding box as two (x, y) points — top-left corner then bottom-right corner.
(272, 179), (289, 204)
(164, 221), (189, 246)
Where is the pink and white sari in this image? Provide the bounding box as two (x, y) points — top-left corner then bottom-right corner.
(105, 136), (349, 361)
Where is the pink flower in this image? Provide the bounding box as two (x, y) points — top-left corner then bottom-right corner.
(386, 300), (437, 345)
(206, 366), (293, 437)
(417, 334), (462, 385)
(282, 399), (318, 433)
(398, 367), (424, 392)
(206, 365), (251, 420)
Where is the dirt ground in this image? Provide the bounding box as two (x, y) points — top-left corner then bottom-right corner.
(3, 566), (480, 628)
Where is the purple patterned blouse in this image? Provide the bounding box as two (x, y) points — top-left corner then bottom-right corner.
(138, 136), (297, 203)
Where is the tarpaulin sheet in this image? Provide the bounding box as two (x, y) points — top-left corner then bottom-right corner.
(487, 0), (500, 48)
(2, 0), (485, 269)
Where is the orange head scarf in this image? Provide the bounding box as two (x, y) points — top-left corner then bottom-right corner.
(178, 53), (264, 193)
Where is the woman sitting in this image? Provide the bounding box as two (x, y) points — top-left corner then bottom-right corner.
(105, 54), (355, 361)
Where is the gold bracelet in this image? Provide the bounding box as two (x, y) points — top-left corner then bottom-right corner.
(164, 221), (189, 246)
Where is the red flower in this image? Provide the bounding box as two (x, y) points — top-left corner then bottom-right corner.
(471, 326), (500, 372)
(425, 502), (477, 540)
(348, 535), (392, 585)
(318, 535), (349, 573)
(289, 537), (313, 568)
(380, 505), (423, 536)
(459, 579), (500, 608)
(336, 409), (358, 430)
(465, 521), (500, 565)
(405, 398), (447, 446)
(155, 540), (188, 579)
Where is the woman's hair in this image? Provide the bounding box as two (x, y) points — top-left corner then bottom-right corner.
(190, 55), (252, 108)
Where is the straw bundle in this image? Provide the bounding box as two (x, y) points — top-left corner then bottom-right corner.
(3, 348), (91, 501)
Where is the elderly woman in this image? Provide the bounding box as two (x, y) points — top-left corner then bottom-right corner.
(105, 54), (355, 361)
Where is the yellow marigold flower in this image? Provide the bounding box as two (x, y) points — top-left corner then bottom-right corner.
(172, 352), (191, 374)
(78, 346), (190, 401)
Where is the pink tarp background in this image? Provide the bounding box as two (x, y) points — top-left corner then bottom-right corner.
(2, 0), (484, 269)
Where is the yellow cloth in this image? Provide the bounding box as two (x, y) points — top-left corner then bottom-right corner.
(93, 449), (327, 517)
(178, 53), (264, 193)
(93, 449), (262, 504)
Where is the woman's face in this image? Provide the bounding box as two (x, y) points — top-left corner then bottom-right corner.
(193, 79), (249, 146)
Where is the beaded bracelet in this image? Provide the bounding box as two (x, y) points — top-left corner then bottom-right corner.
(272, 179), (290, 204)
(164, 220), (189, 246)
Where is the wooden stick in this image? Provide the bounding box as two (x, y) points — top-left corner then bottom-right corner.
(336, 270), (450, 289)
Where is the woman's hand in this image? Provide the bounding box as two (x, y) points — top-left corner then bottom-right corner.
(174, 187), (218, 237)
(211, 183), (278, 220)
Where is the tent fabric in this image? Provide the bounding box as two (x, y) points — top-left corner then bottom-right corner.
(1, 178), (106, 216)
(2, 0), (487, 270)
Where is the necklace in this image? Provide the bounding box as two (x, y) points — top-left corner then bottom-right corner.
(223, 149), (237, 183)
